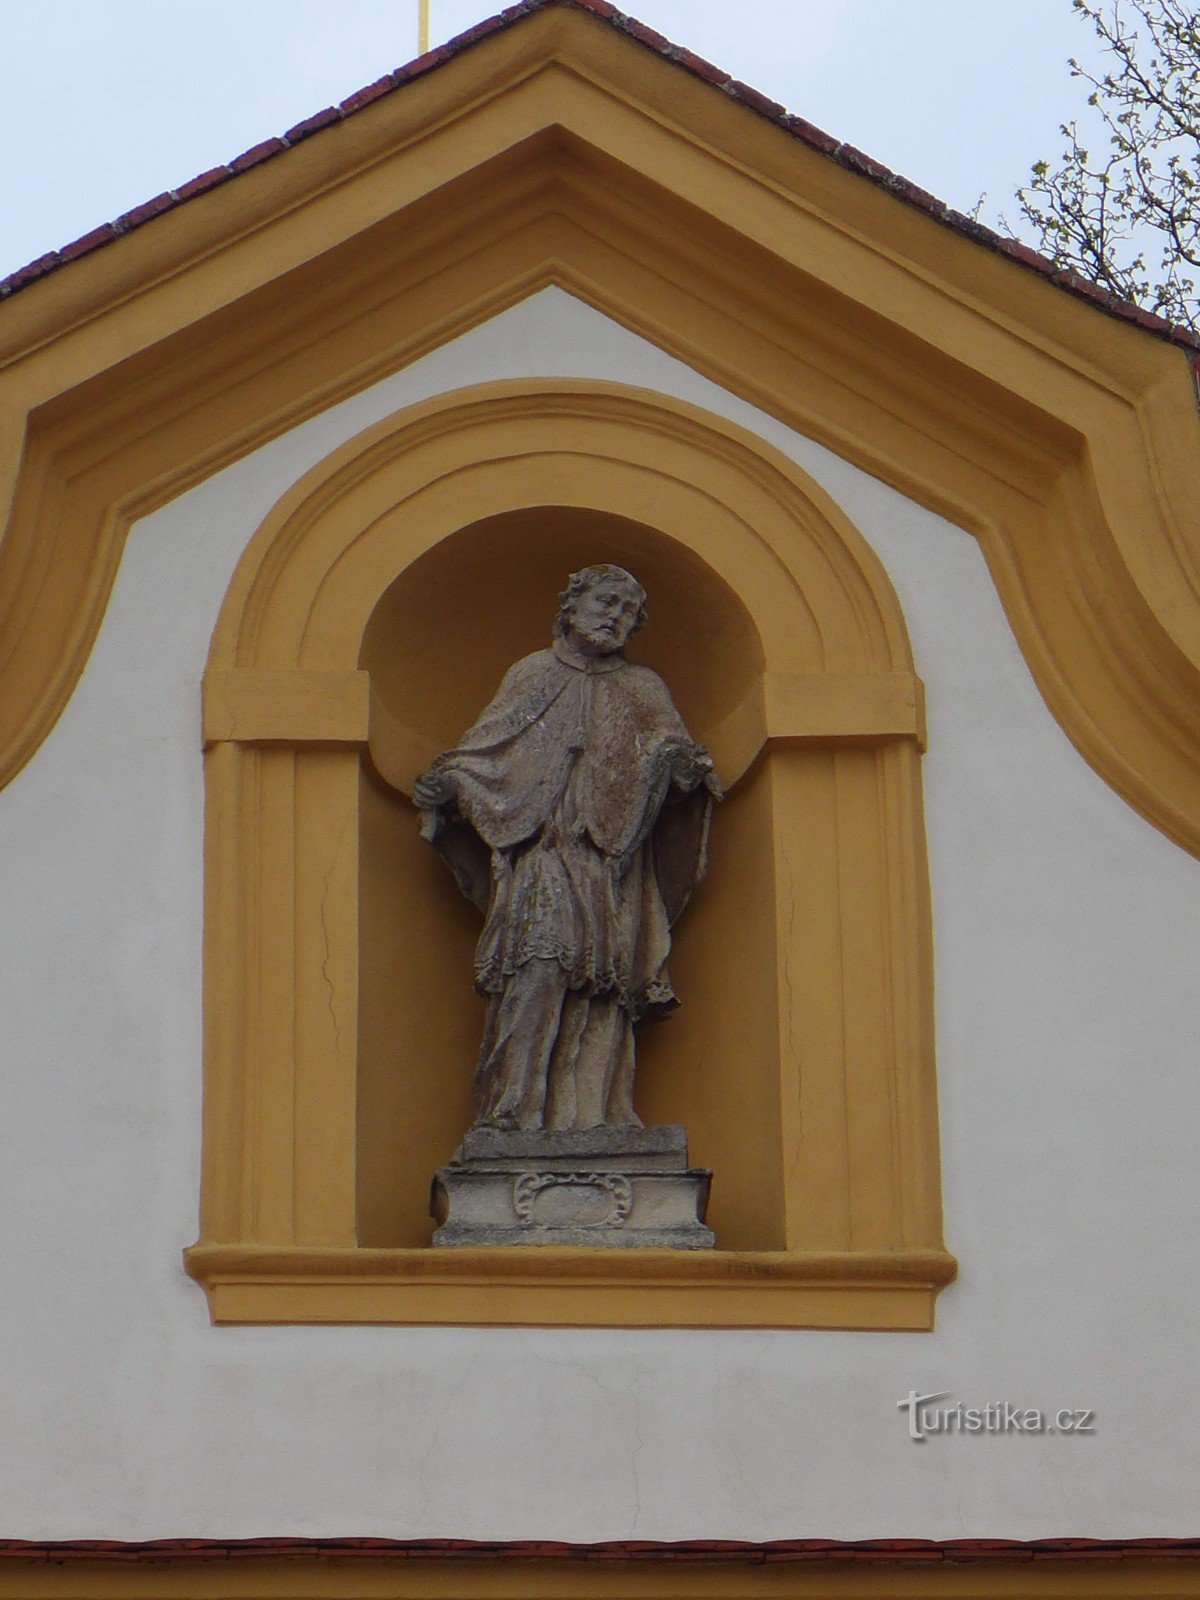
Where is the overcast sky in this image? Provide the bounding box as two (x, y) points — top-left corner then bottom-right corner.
(2, 0), (1100, 280)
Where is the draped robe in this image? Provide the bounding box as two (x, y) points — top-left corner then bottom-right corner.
(418, 636), (717, 1130)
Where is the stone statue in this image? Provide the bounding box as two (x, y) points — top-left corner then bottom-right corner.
(414, 564), (721, 1138)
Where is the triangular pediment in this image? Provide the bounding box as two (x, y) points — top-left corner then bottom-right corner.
(2, 0), (1200, 857)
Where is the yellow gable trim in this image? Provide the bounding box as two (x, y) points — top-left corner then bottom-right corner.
(0, 3), (1198, 869)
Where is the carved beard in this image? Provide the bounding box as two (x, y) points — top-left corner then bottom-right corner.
(574, 620), (625, 652)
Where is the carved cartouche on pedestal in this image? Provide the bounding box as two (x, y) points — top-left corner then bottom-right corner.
(414, 564), (720, 1248)
(430, 1124), (714, 1249)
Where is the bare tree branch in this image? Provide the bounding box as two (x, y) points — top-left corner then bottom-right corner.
(1011, 0), (1200, 334)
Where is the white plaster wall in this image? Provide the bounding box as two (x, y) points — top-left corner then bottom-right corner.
(3, 289), (1200, 1540)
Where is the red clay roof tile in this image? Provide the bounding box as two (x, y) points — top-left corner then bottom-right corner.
(282, 106), (343, 144)
(58, 223), (121, 263)
(228, 136), (288, 173)
(337, 73), (400, 114)
(114, 191), (177, 230)
(172, 165), (232, 202)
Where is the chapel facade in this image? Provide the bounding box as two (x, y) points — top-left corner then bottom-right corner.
(2, 3), (1200, 1595)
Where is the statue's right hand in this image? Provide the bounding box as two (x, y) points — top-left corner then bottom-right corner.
(412, 767), (456, 809)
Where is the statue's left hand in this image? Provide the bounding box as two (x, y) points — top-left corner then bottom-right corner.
(667, 741), (716, 793)
(412, 767), (456, 809)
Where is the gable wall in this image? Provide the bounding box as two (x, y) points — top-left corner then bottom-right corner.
(2, 289), (1198, 1537)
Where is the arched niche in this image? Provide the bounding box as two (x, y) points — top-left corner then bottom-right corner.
(188, 380), (955, 1327)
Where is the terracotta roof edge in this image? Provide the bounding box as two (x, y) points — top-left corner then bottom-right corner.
(0, 1538), (1199, 1564)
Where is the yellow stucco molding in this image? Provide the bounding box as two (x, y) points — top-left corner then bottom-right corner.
(185, 1242), (957, 1328)
(202, 669), (371, 747)
(187, 379), (949, 1326)
(764, 670), (925, 747)
(205, 667), (923, 790)
(0, 6), (1198, 861)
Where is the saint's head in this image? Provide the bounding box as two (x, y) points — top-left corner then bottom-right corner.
(555, 564), (647, 656)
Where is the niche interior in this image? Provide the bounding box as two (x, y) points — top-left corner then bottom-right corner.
(357, 506), (772, 1249)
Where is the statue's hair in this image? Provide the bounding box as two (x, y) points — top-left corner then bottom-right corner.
(554, 564), (647, 637)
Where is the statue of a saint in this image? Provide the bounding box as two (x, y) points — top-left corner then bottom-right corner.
(413, 564), (720, 1134)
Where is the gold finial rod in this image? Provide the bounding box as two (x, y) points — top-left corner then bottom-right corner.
(418, 0), (430, 55)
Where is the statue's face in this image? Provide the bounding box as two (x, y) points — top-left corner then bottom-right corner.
(566, 578), (644, 655)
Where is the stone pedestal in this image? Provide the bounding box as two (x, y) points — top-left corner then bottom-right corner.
(430, 1124), (715, 1248)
